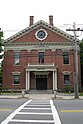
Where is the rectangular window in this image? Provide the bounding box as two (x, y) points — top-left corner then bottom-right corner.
(14, 52), (20, 65)
(64, 74), (70, 85)
(38, 52), (44, 63)
(14, 75), (20, 85)
(63, 52), (69, 64)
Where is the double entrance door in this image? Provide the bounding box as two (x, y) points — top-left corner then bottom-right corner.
(36, 75), (47, 90)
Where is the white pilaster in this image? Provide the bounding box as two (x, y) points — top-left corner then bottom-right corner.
(27, 71), (30, 90)
(55, 70), (57, 91)
(53, 71), (55, 91)
(26, 71), (28, 90)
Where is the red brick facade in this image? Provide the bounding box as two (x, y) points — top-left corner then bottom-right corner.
(3, 16), (81, 92)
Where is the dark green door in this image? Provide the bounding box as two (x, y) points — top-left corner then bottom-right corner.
(36, 78), (47, 90)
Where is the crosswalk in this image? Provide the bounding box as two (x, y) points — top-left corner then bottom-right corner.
(1, 99), (61, 124)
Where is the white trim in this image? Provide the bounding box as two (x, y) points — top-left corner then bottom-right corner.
(62, 71), (72, 74)
(4, 44), (74, 52)
(26, 71), (28, 90)
(27, 71), (30, 90)
(55, 70), (57, 91)
(35, 28), (48, 41)
(53, 71), (55, 91)
(13, 84), (20, 86)
(12, 71), (21, 75)
(4, 20), (80, 43)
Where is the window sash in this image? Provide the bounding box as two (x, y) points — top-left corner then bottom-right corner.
(63, 52), (69, 64)
(38, 52), (44, 63)
(14, 75), (20, 84)
(14, 52), (20, 65)
(64, 75), (70, 85)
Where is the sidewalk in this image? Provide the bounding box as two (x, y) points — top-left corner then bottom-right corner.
(0, 93), (83, 99)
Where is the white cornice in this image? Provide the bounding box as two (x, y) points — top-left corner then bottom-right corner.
(4, 42), (74, 51)
(3, 20), (80, 44)
(4, 41), (73, 46)
(12, 71), (21, 75)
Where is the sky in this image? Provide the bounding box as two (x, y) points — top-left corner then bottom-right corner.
(0, 0), (83, 39)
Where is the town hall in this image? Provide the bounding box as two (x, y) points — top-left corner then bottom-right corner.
(2, 16), (81, 92)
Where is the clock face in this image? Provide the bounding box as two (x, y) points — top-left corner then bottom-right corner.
(35, 29), (48, 41)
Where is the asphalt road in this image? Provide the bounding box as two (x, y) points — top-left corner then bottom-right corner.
(53, 100), (83, 124)
(1, 99), (61, 124)
(0, 99), (28, 123)
(0, 99), (83, 124)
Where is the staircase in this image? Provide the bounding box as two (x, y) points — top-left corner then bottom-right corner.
(27, 90), (53, 94)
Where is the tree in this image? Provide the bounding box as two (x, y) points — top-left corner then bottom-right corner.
(0, 28), (3, 59)
(0, 28), (3, 88)
(80, 40), (83, 87)
(80, 39), (83, 64)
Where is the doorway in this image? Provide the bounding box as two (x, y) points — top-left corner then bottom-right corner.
(36, 76), (47, 90)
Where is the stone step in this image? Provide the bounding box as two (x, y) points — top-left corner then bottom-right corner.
(27, 90), (53, 94)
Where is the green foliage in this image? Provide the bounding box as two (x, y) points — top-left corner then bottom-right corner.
(64, 85), (71, 92)
(80, 40), (83, 64)
(0, 29), (3, 50)
(0, 30), (3, 39)
(0, 66), (2, 87)
(0, 29), (4, 60)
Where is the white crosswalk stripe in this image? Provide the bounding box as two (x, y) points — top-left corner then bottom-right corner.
(18, 112), (53, 115)
(1, 99), (61, 124)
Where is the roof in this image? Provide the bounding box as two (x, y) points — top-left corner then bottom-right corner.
(4, 20), (80, 44)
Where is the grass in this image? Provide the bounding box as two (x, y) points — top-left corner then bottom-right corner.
(0, 90), (22, 95)
(62, 92), (83, 96)
(79, 92), (83, 96)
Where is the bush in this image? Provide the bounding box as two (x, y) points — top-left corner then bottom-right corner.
(64, 85), (71, 93)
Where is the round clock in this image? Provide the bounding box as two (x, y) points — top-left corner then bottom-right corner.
(35, 29), (48, 41)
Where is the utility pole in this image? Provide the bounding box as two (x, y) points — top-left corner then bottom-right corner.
(66, 22), (83, 98)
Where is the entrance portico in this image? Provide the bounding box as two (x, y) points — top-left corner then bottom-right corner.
(26, 63), (57, 91)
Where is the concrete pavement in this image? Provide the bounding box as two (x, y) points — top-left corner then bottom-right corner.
(0, 93), (83, 99)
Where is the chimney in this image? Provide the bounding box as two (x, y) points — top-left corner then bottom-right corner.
(49, 15), (53, 26)
(29, 16), (34, 26)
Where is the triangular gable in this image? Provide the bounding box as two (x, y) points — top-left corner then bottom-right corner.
(4, 20), (80, 44)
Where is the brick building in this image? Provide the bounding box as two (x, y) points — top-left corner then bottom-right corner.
(3, 16), (81, 92)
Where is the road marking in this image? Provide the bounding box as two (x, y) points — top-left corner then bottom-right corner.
(26, 104), (50, 106)
(0, 108), (13, 111)
(10, 119), (54, 123)
(1, 99), (32, 124)
(1, 99), (62, 124)
(50, 100), (61, 124)
(61, 110), (83, 112)
(18, 112), (53, 115)
(29, 102), (50, 105)
(23, 107), (51, 109)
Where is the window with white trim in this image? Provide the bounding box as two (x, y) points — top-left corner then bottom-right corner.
(63, 52), (69, 64)
(14, 52), (20, 65)
(14, 75), (20, 85)
(38, 52), (44, 63)
(64, 74), (70, 85)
